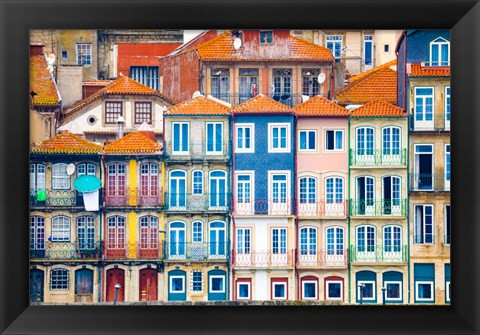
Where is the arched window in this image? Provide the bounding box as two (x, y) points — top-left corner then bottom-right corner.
(326, 227), (344, 256)
(192, 170), (203, 195)
(382, 127), (401, 159)
(169, 221), (186, 257)
(139, 216), (158, 250)
(51, 216), (71, 242)
(384, 225), (402, 253)
(355, 127), (375, 163)
(325, 177), (343, 203)
(430, 37), (449, 66)
(209, 171), (227, 208)
(140, 163), (159, 197)
(299, 227), (317, 255)
(107, 163), (126, 197)
(356, 225), (376, 259)
(382, 176), (402, 215)
(356, 176), (375, 215)
(107, 216), (126, 250)
(169, 170), (186, 208)
(299, 177), (316, 204)
(209, 221), (226, 256)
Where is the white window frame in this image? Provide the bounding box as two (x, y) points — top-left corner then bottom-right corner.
(325, 129), (344, 151)
(445, 86), (450, 130)
(50, 268), (69, 290)
(429, 37), (450, 66)
(268, 123), (291, 153)
(169, 275), (185, 293)
(205, 122), (223, 155)
(236, 228), (251, 254)
(414, 87), (435, 130)
(237, 281), (251, 300)
(171, 122), (189, 155)
(363, 35), (374, 67)
(268, 171), (291, 214)
(446, 281), (451, 303)
(52, 163), (70, 190)
(325, 280), (343, 300)
(30, 163), (46, 193)
(414, 204), (434, 244)
(76, 43), (91, 65)
(325, 35), (343, 60)
(209, 275), (226, 293)
(298, 130), (317, 151)
(192, 220), (203, 243)
(302, 280), (318, 300)
(415, 281), (434, 302)
(272, 282), (287, 300)
(445, 144), (450, 190)
(357, 280), (376, 301)
(271, 227), (287, 254)
(235, 123), (255, 153)
(384, 281), (402, 301)
(235, 171), (255, 215)
(51, 216), (71, 242)
(191, 170), (204, 195)
(191, 270), (203, 293)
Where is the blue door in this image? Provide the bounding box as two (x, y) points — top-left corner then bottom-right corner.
(169, 171), (186, 208)
(168, 270), (186, 301)
(208, 269), (226, 301)
(209, 221), (226, 257)
(30, 269), (44, 302)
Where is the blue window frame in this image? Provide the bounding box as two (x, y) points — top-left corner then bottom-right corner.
(260, 31), (273, 44)
(414, 87), (434, 122)
(326, 35), (342, 62)
(302, 280), (317, 299)
(430, 37), (450, 66)
(326, 227), (344, 255)
(445, 86), (450, 127)
(445, 264), (451, 303)
(172, 122), (189, 153)
(192, 270), (203, 292)
(209, 221), (226, 256)
(272, 228), (287, 254)
(168, 270), (186, 301)
(192, 170), (203, 195)
(300, 227), (317, 255)
(414, 204), (434, 244)
(206, 122), (223, 154)
(169, 170), (186, 208)
(299, 177), (316, 204)
(168, 221), (186, 257)
(326, 177), (343, 204)
(363, 35), (373, 66)
(299, 130), (316, 151)
(209, 171), (227, 208)
(414, 263), (435, 303)
(445, 144), (451, 185)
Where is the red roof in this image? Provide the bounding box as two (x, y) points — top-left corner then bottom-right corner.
(350, 100), (405, 117)
(231, 94), (293, 114)
(31, 131), (102, 154)
(167, 95), (231, 115)
(410, 63), (450, 77)
(294, 96), (350, 116)
(104, 131), (161, 154)
(30, 55), (60, 107)
(349, 60), (396, 83)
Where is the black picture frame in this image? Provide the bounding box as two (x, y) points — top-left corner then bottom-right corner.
(1, 0), (479, 334)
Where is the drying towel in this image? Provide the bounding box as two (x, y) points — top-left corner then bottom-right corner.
(83, 190), (99, 211)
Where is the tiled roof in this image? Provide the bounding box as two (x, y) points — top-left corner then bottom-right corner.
(410, 63), (450, 77)
(31, 131), (102, 154)
(350, 100), (406, 117)
(104, 131), (161, 154)
(335, 67), (397, 105)
(349, 60), (397, 83)
(82, 80), (113, 87)
(167, 95), (231, 115)
(62, 75), (176, 118)
(30, 55), (60, 107)
(232, 94), (293, 114)
(294, 95), (350, 116)
(191, 31), (334, 62)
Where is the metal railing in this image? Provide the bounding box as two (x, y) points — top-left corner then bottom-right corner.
(349, 149), (407, 166)
(408, 114), (450, 132)
(233, 198), (294, 216)
(234, 250), (295, 268)
(349, 245), (407, 262)
(349, 199), (407, 216)
(164, 142), (230, 160)
(30, 241), (102, 259)
(420, 61), (450, 67)
(104, 242), (164, 259)
(163, 193), (230, 211)
(164, 242), (229, 260)
(105, 187), (163, 207)
(296, 249), (348, 267)
(409, 173), (450, 191)
(201, 92), (305, 107)
(296, 200), (348, 217)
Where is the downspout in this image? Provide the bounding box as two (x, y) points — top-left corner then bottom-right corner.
(101, 153), (107, 302)
(230, 112), (236, 301)
(226, 113), (232, 301)
(347, 115), (351, 304)
(98, 152), (103, 303)
(294, 114), (299, 301)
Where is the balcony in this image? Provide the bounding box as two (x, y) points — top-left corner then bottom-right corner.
(104, 242), (164, 260)
(105, 188), (163, 207)
(349, 199), (407, 216)
(234, 250), (294, 268)
(30, 241), (102, 260)
(296, 249), (348, 267)
(349, 149), (407, 167)
(296, 200), (348, 217)
(164, 193), (230, 212)
(349, 245), (407, 263)
(233, 198), (293, 216)
(409, 173), (450, 191)
(409, 114), (450, 132)
(30, 189), (99, 207)
(164, 142), (229, 162)
(164, 242), (229, 261)
(201, 92), (304, 107)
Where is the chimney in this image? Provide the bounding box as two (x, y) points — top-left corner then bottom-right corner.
(116, 116), (125, 139)
(138, 122), (156, 141)
(30, 43), (44, 57)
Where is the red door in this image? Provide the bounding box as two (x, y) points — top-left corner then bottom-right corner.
(106, 268), (125, 302)
(139, 268), (158, 301)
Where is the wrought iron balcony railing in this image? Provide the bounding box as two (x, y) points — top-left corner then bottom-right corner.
(164, 242), (229, 261)
(164, 142), (230, 160)
(30, 189), (103, 207)
(409, 173), (450, 191)
(104, 242), (164, 260)
(233, 198), (293, 216)
(30, 241), (102, 260)
(201, 92), (306, 107)
(164, 193), (230, 212)
(296, 200), (348, 217)
(349, 245), (407, 263)
(408, 114), (450, 132)
(349, 149), (407, 166)
(233, 250), (295, 268)
(349, 199), (407, 216)
(105, 187), (163, 207)
(296, 249), (348, 267)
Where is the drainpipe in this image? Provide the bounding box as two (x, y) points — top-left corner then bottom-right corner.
(101, 153), (107, 302)
(226, 114), (232, 301)
(98, 153), (103, 303)
(347, 116), (351, 304)
(406, 109), (411, 304)
(230, 112), (236, 301)
(294, 114), (299, 300)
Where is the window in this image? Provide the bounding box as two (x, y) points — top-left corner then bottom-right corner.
(268, 123), (290, 152)
(237, 280), (251, 299)
(169, 221), (186, 257)
(356, 176), (375, 215)
(326, 227), (344, 256)
(445, 144), (450, 189)
(206, 122), (223, 154)
(356, 225), (375, 254)
(236, 228), (251, 254)
(326, 35), (342, 62)
(382, 176), (401, 215)
(61, 50), (68, 60)
(169, 171), (186, 208)
(383, 225), (401, 253)
(260, 31), (273, 44)
(140, 163), (159, 199)
(302, 69), (321, 97)
(416, 282), (434, 301)
(77, 216), (95, 250)
(50, 268), (69, 290)
(105, 101), (122, 124)
(235, 124), (254, 152)
(107, 163), (126, 197)
(414, 88), (434, 129)
(170, 276), (185, 293)
(211, 69), (229, 102)
(107, 216), (126, 250)
(191, 271), (203, 292)
(298, 130), (316, 151)
(357, 281), (375, 300)
(355, 127), (374, 159)
(139, 216), (158, 251)
(30, 163), (46, 194)
(192, 221), (203, 243)
(384, 44), (389, 52)
(325, 130), (343, 151)
(209, 275), (225, 293)
(445, 264), (451, 303)
(77, 163), (96, 176)
(430, 37), (450, 66)
(52, 163), (70, 190)
(302, 280), (317, 299)
(382, 127), (401, 156)
(414, 144), (434, 190)
(30, 216), (45, 250)
(76, 43), (91, 65)
(272, 282), (287, 300)
(445, 205), (451, 245)
(239, 69), (258, 103)
(236, 173), (253, 213)
(299, 177), (316, 204)
(269, 173), (289, 213)
(272, 69), (292, 105)
(325, 177), (344, 204)
(384, 281), (402, 301)
(135, 102), (152, 124)
(130, 66), (159, 90)
(192, 170), (203, 195)
(300, 227), (317, 255)
(172, 122), (189, 154)
(414, 263), (435, 302)
(271, 228), (287, 254)
(326, 280), (343, 300)
(209, 221), (226, 256)
(209, 171), (227, 208)
(414, 205), (434, 244)
(363, 35), (373, 66)
(445, 87), (450, 130)
(51, 216), (71, 242)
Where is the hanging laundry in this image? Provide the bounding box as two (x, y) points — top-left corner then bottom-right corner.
(83, 190), (99, 211)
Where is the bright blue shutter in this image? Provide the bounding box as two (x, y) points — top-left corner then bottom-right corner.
(179, 177), (186, 207)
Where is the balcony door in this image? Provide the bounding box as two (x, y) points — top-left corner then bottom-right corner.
(209, 171), (227, 209)
(356, 225), (376, 261)
(382, 127), (401, 164)
(414, 145), (433, 190)
(356, 176), (375, 215)
(169, 221), (186, 258)
(169, 171), (186, 209)
(107, 163), (126, 204)
(382, 176), (401, 215)
(299, 227), (317, 265)
(140, 163), (159, 205)
(209, 221), (226, 257)
(356, 127), (375, 164)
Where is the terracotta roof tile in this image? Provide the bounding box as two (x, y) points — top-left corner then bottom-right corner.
(167, 95), (231, 115)
(104, 131), (161, 154)
(82, 80), (113, 87)
(294, 96), (350, 116)
(31, 131), (102, 154)
(191, 31), (334, 62)
(232, 94), (293, 114)
(62, 75), (176, 118)
(30, 55), (60, 107)
(410, 63), (450, 77)
(349, 59), (396, 83)
(350, 100), (406, 117)
(335, 67), (397, 105)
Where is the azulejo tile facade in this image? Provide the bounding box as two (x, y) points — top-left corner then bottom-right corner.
(29, 29), (450, 305)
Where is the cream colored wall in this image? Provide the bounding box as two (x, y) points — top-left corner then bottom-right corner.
(30, 110), (52, 146)
(374, 30), (403, 65)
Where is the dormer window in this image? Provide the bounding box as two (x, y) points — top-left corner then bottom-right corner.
(430, 37), (450, 66)
(260, 31), (273, 44)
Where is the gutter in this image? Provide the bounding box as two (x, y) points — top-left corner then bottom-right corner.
(347, 115), (351, 304)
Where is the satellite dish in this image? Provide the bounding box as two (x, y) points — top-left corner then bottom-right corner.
(192, 91), (202, 98)
(233, 38), (242, 50)
(317, 73), (326, 84)
(46, 53), (56, 65)
(66, 164), (76, 176)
